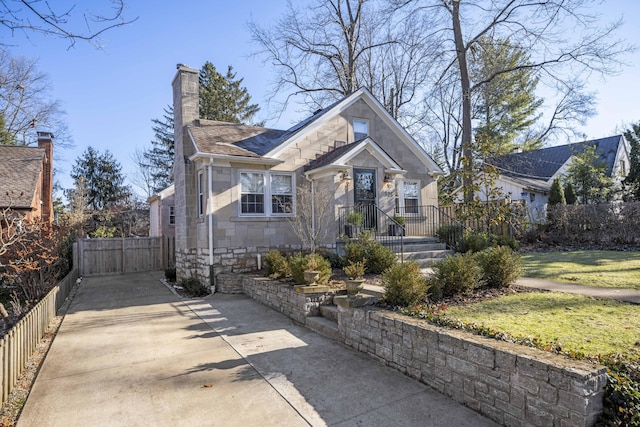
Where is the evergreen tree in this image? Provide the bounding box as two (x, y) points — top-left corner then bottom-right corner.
(564, 182), (577, 205)
(548, 178), (566, 205)
(566, 145), (613, 204)
(471, 37), (543, 155)
(198, 62), (261, 124)
(70, 147), (131, 210)
(143, 105), (174, 193)
(623, 123), (640, 201)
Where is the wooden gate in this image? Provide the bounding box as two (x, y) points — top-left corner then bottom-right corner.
(76, 237), (173, 275)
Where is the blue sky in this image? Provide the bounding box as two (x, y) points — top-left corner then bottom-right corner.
(6, 1), (640, 197)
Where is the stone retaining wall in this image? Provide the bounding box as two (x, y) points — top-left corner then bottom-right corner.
(221, 274), (607, 427)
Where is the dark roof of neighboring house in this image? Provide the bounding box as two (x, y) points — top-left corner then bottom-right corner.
(487, 135), (623, 181)
(188, 97), (345, 158)
(0, 145), (45, 209)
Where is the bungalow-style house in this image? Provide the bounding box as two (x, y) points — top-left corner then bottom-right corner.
(171, 65), (443, 282)
(474, 135), (629, 222)
(0, 132), (54, 223)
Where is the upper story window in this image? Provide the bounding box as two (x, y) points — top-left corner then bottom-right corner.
(353, 119), (369, 141)
(240, 171), (295, 217)
(197, 171), (205, 218)
(168, 206), (175, 225)
(395, 180), (420, 215)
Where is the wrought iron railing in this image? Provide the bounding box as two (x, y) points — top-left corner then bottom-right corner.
(338, 205), (466, 252)
(338, 205), (405, 261)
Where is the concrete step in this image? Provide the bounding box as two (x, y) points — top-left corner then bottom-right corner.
(401, 243), (448, 252)
(402, 249), (453, 261)
(319, 305), (339, 322)
(305, 316), (341, 341)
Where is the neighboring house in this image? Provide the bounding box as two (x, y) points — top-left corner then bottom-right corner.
(466, 135), (629, 222)
(148, 184), (175, 238)
(0, 132), (54, 223)
(171, 65), (443, 282)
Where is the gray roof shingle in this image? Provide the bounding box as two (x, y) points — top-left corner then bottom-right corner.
(487, 135), (623, 181)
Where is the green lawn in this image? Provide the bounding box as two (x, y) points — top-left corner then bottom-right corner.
(444, 292), (640, 355)
(520, 250), (640, 290)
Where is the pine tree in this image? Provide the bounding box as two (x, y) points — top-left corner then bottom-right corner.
(70, 147), (131, 210)
(566, 145), (613, 204)
(198, 62), (260, 124)
(548, 178), (566, 205)
(564, 182), (577, 205)
(471, 37), (543, 155)
(623, 123), (640, 201)
(143, 105), (174, 193)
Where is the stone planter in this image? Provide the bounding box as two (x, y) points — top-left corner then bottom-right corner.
(345, 279), (365, 296)
(303, 270), (321, 286)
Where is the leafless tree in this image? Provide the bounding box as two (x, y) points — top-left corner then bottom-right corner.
(284, 184), (335, 253)
(0, 0), (136, 48)
(0, 49), (70, 146)
(392, 0), (630, 201)
(249, 0), (437, 121)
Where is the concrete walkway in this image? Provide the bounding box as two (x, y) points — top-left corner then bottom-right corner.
(17, 272), (496, 427)
(516, 277), (640, 304)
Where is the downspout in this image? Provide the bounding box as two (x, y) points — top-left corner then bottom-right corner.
(208, 161), (214, 268)
(304, 174), (316, 252)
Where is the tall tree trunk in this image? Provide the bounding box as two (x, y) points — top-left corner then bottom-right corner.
(451, 0), (474, 202)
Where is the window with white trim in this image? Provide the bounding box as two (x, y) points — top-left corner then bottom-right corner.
(395, 180), (420, 215)
(168, 206), (175, 225)
(240, 171), (295, 216)
(353, 119), (369, 141)
(197, 171), (205, 218)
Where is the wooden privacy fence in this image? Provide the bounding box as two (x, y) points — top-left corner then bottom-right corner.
(0, 269), (78, 404)
(76, 237), (174, 276)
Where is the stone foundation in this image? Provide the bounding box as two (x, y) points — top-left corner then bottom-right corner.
(218, 274), (606, 427)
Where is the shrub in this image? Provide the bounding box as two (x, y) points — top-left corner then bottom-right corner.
(343, 259), (366, 280)
(180, 277), (209, 297)
(382, 262), (429, 307)
(316, 248), (344, 269)
(345, 239), (397, 274)
(264, 250), (289, 279)
(288, 253), (332, 285)
(474, 246), (523, 288)
(164, 267), (177, 282)
(436, 224), (465, 251)
(345, 211), (363, 225)
(463, 231), (491, 253)
(428, 253), (481, 300)
(345, 241), (367, 264)
(598, 354), (640, 426)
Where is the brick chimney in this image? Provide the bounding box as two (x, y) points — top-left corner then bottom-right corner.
(37, 131), (54, 224)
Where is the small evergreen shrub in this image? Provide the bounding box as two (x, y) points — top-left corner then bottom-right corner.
(345, 211), (363, 225)
(436, 224), (465, 251)
(491, 234), (519, 250)
(316, 248), (344, 269)
(428, 253), (481, 300)
(463, 231), (491, 253)
(382, 262), (429, 307)
(180, 277), (209, 297)
(343, 259), (366, 280)
(288, 253), (332, 285)
(365, 241), (397, 274)
(264, 250), (289, 279)
(474, 246), (523, 288)
(598, 354), (640, 426)
(345, 239), (397, 274)
(345, 241), (367, 264)
(164, 267), (177, 282)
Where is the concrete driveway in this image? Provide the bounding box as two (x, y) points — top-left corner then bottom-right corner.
(17, 272), (496, 427)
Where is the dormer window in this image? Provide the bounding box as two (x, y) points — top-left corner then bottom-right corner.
(353, 119), (369, 141)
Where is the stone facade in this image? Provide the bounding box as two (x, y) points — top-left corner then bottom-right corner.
(171, 64), (441, 282)
(228, 274), (607, 427)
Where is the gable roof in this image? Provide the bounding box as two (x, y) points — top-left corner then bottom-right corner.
(187, 89), (442, 174)
(304, 137), (405, 179)
(0, 145), (46, 209)
(487, 135), (624, 181)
